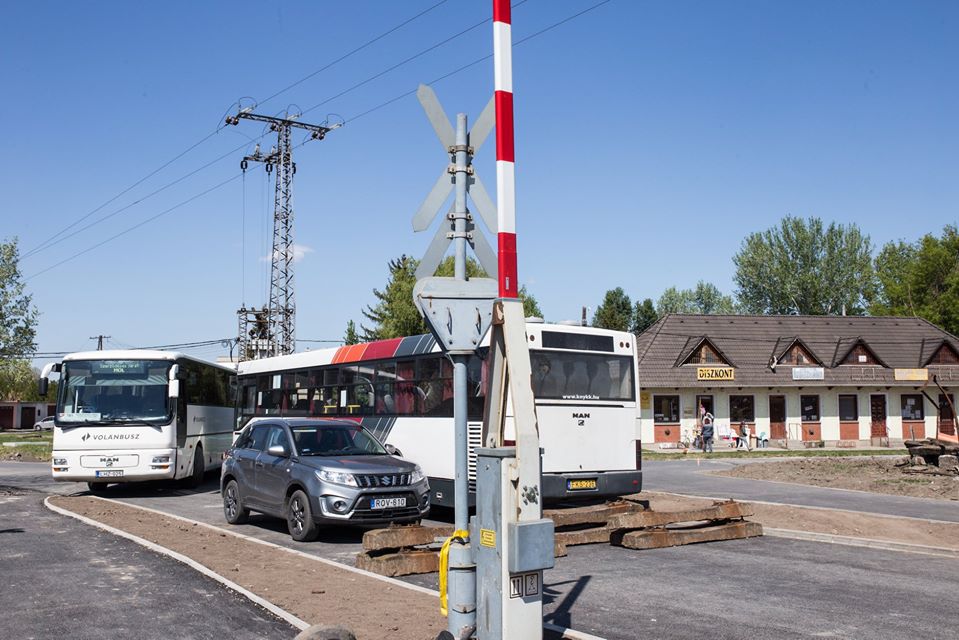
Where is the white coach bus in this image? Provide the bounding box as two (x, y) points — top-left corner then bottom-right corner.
(236, 322), (642, 507)
(40, 351), (236, 493)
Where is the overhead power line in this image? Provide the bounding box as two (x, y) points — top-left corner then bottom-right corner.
(25, 173), (242, 281)
(23, 0), (611, 278)
(24, 1), (451, 262)
(346, 0), (612, 123)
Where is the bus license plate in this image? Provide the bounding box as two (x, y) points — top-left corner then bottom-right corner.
(371, 497), (406, 509)
(567, 478), (597, 491)
(96, 470), (123, 478)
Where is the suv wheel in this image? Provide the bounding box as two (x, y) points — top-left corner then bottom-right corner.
(222, 479), (250, 524)
(286, 489), (319, 542)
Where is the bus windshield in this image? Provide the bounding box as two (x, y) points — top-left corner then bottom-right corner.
(530, 352), (635, 401)
(58, 360), (172, 424)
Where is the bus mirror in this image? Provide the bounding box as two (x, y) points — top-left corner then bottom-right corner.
(169, 364), (179, 381)
(38, 378), (49, 398)
(38, 362), (59, 398)
(169, 380), (180, 399)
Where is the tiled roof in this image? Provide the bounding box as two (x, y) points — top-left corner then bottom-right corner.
(636, 314), (959, 388)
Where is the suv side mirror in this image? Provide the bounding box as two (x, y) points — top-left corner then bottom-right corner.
(385, 444), (403, 457)
(267, 444), (289, 458)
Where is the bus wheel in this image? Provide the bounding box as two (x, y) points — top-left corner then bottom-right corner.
(286, 490), (319, 542)
(222, 479), (249, 524)
(187, 446), (204, 489)
(87, 482), (108, 495)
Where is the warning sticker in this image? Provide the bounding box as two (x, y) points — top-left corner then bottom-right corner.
(480, 529), (496, 548)
(524, 573), (540, 597)
(509, 576), (523, 599)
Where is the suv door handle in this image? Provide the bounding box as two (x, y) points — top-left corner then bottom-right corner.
(254, 461), (264, 468)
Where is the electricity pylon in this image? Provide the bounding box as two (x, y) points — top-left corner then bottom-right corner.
(227, 108), (340, 358)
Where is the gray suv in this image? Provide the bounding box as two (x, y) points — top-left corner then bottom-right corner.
(220, 418), (430, 541)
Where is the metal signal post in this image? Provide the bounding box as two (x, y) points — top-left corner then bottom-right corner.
(227, 109), (339, 359)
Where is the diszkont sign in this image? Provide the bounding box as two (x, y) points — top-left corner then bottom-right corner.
(697, 367), (735, 381)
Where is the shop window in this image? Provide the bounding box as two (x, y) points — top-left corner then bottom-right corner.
(729, 395), (755, 422)
(838, 395), (858, 421)
(901, 394), (924, 420)
(653, 395), (680, 423)
(801, 395), (820, 422)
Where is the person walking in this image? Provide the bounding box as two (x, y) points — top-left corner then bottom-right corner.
(737, 420), (751, 451)
(701, 412), (715, 453)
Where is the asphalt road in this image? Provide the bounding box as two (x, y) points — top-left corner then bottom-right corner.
(642, 458), (959, 522)
(4, 461), (959, 640)
(0, 484), (297, 640)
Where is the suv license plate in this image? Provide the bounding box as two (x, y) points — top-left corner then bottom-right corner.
(96, 470), (123, 478)
(567, 478), (597, 491)
(371, 497), (407, 509)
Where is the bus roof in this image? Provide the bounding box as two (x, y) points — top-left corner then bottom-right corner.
(237, 322), (635, 376)
(61, 350), (236, 371)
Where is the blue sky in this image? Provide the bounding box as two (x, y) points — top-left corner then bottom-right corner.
(3, 0), (956, 366)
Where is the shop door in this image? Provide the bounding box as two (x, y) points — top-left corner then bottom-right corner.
(20, 406), (36, 430)
(939, 394), (957, 436)
(769, 396), (786, 440)
(870, 395), (886, 438)
(0, 406), (13, 429)
(696, 395), (714, 424)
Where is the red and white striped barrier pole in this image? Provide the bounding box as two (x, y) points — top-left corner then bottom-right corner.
(493, 0), (518, 299)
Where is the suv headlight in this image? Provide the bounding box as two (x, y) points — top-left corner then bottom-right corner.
(316, 469), (358, 487)
(410, 465), (426, 484)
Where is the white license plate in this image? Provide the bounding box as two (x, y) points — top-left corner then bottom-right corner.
(95, 470), (123, 478)
(371, 497), (407, 509)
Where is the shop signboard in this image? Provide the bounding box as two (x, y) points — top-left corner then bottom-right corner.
(697, 367), (734, 381)
(894, 368), (928, 381)
(792, 367), (825, 381)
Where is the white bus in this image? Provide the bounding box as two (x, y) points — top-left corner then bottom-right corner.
(40, 350), (236, 493)
(236, 322), (642, 507)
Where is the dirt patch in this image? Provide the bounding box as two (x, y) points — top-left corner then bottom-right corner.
(48, 496), (444, 640)
(630, 491), (959, 551)
(714, 457), (959, 501)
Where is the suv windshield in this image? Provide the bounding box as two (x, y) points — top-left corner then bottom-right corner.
(292, 424), (387, 456)
(58, 359), (172, 424)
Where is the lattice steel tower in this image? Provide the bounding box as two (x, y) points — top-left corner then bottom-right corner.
(226, 108), (338, 358)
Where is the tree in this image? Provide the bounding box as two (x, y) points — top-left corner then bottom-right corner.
(361, 255), (426, 341)
(733, 216), (875, 315)
(871, 225), (959, 335)
(655, 282), (735, 315)
(343, 320), (359, 345)
(632, 298), (658, 334)
(518, 285), (543, 319)
(592, 288), (633, 331)
(360, 255), (542, 340)
(0, 238), (38, 360)
(0, 360), (56, 402)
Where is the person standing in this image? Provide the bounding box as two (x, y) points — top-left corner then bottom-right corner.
(701, 412), (715, 453)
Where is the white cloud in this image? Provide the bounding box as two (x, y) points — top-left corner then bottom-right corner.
(259, 244), (313, 263)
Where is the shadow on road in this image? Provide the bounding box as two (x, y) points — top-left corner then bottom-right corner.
(543, 574), (592, 630)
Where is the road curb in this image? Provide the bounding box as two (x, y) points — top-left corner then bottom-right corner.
(763, 527), (959, 559)
(44, 496), (310, 632)
(44, 496), (603, 640)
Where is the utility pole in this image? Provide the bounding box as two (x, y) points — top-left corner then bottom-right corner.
(226, 108), (340, 359)
(89, 335), (110, 351)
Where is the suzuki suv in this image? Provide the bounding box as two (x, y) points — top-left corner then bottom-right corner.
(220, 418), (430, 541)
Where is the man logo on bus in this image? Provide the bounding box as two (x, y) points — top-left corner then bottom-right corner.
(573, 412), (590, 427)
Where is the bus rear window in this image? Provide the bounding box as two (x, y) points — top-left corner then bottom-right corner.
(530, 352), (635, 401)
(541, 331), (615, 353)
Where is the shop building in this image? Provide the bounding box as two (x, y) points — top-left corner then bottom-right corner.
(635, 315), (959, 447)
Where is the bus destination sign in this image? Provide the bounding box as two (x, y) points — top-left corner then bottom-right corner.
(697, 367), (735, 381)
(91, 360), (148, 375)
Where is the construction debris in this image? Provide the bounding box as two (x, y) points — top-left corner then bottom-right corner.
(355, 499), (764, 576)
